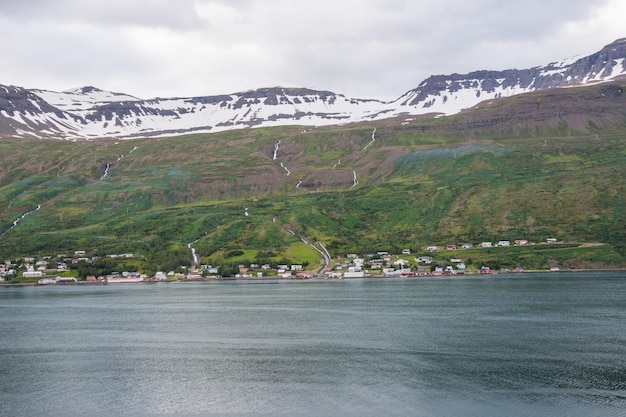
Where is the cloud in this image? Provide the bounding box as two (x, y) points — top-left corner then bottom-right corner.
(0, 0), (205, 30)
(0, 0), (623, 100)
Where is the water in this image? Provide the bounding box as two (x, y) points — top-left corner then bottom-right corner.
(1, 272), (625, 416)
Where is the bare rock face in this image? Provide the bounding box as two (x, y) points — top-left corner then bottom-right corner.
(0, 85), (66, 118)
(0, 85), (84, 136)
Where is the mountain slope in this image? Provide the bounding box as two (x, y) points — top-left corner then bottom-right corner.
(0, 81), (625, 272)
(1, 39), (625, 140)
(393, 38), (626, 113)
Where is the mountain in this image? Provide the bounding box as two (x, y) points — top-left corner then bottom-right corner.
(1, 79), (625, 272)
(1, 39), (625, 140)
(394, 38), (626, 112)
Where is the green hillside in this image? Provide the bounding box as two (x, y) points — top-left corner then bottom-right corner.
(1, 83), (625, 274)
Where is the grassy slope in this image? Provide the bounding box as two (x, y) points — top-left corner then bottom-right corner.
(0, 83), (625, 271)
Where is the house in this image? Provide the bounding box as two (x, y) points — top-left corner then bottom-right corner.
(416, 256), (433, 264)
(402, 249), (411, 255)
(369, 260), (383, 269)
(481, 242), (493, 248)
(450, 258), (462, 263)
(23, 270), (44, 278)
(498, 240), (510, 247)
(290, 264), (303, 271)
(446, 244), (457, 250)
(426, 246), (438, 252)
(514, 240), (529, 246)
(546, 238), (557, 243)
(462, 243), (474, 249)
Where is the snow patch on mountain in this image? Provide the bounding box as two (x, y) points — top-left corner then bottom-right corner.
(1, 39), (625, 140)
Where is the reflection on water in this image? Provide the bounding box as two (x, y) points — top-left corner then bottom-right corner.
(1, 272), (625, 416)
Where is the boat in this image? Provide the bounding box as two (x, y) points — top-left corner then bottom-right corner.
(343, 271), (365, 278)
(36, 277), (78, 285)
(106, 276), (144, 283)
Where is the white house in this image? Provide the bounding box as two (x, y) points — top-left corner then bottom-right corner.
(481, 242), (493, 248)
(353, 258), (365, 270)
(498, 241), (510, 247)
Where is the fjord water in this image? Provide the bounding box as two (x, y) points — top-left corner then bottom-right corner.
(1, 272), (625, 417)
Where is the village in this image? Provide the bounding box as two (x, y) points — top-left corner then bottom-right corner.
(0, 238), (563, 285)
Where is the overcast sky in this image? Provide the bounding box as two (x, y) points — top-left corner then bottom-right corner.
(0, 0), (624, 100)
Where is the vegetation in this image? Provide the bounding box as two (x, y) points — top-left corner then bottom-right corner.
(0, 82), (625, 274)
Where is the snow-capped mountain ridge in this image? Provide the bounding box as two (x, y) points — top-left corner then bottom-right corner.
(1, 39), (625, 139)
(393, 38), (626, 114)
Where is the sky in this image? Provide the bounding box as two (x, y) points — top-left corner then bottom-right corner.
(0, 0), (624, 101)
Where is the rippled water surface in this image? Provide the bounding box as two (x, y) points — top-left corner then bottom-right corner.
(1, 272), (625, 416)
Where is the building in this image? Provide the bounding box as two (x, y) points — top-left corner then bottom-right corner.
(416, 256), (433, 264)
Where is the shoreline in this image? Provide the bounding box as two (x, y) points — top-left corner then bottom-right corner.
(2, 268), (625, 287)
